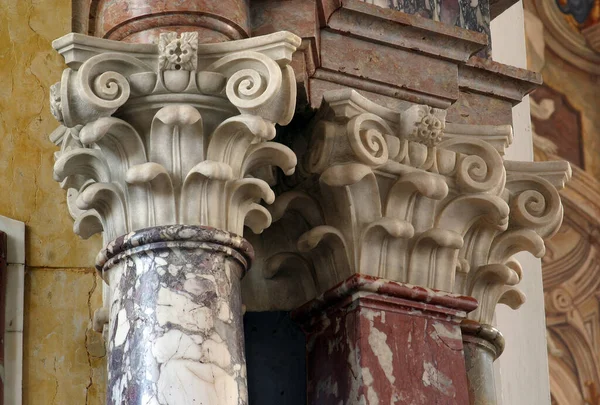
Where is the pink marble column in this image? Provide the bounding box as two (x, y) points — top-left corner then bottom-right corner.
(92, 0), (250, 43)
(292, 274), (477, 405)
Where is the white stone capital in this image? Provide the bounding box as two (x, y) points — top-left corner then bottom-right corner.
(49, 31), (301, 243)
(259, 89), (571, 325)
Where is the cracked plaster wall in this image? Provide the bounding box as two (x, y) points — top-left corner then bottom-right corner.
(0, 0), (106, 404)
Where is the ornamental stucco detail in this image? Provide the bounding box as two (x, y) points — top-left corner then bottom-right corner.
(250, 90), (570, 326)
(50, 31), (300, 243)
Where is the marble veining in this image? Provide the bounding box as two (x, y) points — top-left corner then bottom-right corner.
(363, 0), (491, 53)
(363, 0), (490, 35)
(97, 226), (253, 405)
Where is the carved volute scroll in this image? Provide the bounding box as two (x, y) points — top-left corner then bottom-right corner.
(247, 89), (571, 328)
(49, 31), (301, 243)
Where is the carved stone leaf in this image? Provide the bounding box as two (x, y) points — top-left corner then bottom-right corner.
(49, 31), (301, 242)
(254, 89), (570, 324)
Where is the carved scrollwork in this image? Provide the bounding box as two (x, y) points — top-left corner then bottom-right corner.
(205, 51), (297, 125)
(507, 175), (563, 239)
(53, 53), (155, 127)
(346, 113), (391, 166)
(50, 31), (301, 244)
(253, 89), (570, 325)
(438, 137), (506, 195)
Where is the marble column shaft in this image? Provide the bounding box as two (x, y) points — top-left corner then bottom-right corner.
(93, 0), (250, 43)
(293, 274), (478, 405)
(96, 226), (253, 405)
(462, 322), (505, 405)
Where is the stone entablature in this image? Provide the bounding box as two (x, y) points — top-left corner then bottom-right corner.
(73, 0), (541, 130)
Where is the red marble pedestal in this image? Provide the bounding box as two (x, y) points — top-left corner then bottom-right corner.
(292, 274), (478, 405)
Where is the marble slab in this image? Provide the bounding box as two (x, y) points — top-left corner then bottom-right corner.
(361, 0), (491, 37)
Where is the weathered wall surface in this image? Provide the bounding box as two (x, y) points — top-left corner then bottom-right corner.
(524, 1), (600, 403)
(536, 50), (600, 175)
(524, 0), (600, 177)
(24, 269), (105, 404)
(0, 0), (106, 403)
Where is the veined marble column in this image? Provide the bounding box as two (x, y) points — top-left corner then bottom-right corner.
(48, 30), (300, 405)
(258, 89), (570, 404)
(97, 226), (252, 405)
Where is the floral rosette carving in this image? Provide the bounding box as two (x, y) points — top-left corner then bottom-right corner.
(398, 104), (446, 147)
(158, 32), (198, 71)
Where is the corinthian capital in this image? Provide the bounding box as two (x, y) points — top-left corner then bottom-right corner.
(49, 31), (301, 242)
(264, 89), (570, 324)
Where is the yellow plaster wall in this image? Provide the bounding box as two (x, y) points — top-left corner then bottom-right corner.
(24, 269), (106, 405)
(0, 0), (106, 403)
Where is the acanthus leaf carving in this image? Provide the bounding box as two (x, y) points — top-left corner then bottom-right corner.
(50, 31), (302, 243)
(246, 89), (571, 328)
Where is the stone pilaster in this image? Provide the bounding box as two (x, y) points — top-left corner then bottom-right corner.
(49, 30), (300, 405)
(256, 89), (570, 404)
